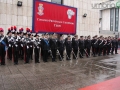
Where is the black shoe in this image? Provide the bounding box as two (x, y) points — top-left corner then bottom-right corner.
(80, 56), (83, 58)
(1, 64), (6, 65)
(14, 63), (18, 65)
(59, 59), (62, 61)
(115, 53), (118, 54)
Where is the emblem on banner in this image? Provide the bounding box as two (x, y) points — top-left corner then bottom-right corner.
(67, 9), (75, 19)
(38, 3), (44, 16)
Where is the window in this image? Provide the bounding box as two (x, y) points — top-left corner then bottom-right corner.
(115, 8), (119, 32)
(110, 8), (114, 31)
(51, 0), (63, 4)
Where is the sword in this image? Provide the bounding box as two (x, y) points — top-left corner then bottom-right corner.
(57, 49), (63, 60)
(49, 50), (53, 58)
(84, 49), (90, 57)
(72, 50), (78, 59)
(79, 49), (83, 57)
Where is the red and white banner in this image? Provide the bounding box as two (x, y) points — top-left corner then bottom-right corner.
(33, 0), (77, 34)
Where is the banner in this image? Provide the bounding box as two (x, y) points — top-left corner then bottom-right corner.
(32, 0), (77, 34)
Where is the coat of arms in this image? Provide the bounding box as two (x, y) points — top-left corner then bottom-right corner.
(67, 9), (75, 19)
(38, 3), (44, 16)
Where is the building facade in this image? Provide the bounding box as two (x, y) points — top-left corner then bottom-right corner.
(0, 0), (99, 37)
(99, 0), (120, 37)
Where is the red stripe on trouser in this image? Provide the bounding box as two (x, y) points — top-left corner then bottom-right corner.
(12, 48), (14, 62)
(24, 46), (26, 62)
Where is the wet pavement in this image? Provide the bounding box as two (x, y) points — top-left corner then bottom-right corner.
(0, 50), (120, 90)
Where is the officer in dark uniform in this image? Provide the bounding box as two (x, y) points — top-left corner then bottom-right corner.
(57, 35), (65, 61)
(79, 36), (85, 58)
(29, 34), (34, 60)
(19, 28), (24, 59)
(0, 28), (8, 65)
(49, 33), (58, 62)
(40, 34), (44, 58)
(34, 33), (41, 63)
(7, 28), (13, 60)
(24, 30), (31, 64)
(111, 37), (116, 54)
(72, 35), (79, 59)
(42, 33), (50, 62)
(13, 32), (20, 65)
(107, 36), (111, 55)
(115, 38), (118, 54)
(98, 36), (103, 56)
(103, 37), (107, 56)
(65, 35), (72, 60)
(91, 35), (98, 57)
(85, 35), (91, 57)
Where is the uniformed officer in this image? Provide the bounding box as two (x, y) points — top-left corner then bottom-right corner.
(34, 33), (41, 63)
(29, 34), (34, 60)
(7, 28), (13, 60)
(79, 36), (85, 58)
(19, 28), (24, 59)
(91, 35), (98, 57)
(57, 35), (65, 61)
(115, 38), (118, 54)
(24, 30), (31, 64)
(85, 35), (91, 57)
(107, 36), (111, 55)
(12, 32), (20, 65)
(72, 35), (79, 59)
(103, 37), (107, 56)
(42, 33), (50, 62)
(111, 37), (116, 54)
(98, 36), (103, 56)
(65, 35), (72, 60)
(40, 34), (44, 58)
(0, 28), (8, 65)
(49, 33), (58, 62)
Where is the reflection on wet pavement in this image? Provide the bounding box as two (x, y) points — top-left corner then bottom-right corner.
(0, 51), (120, 90)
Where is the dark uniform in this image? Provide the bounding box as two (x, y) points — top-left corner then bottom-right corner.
(79, 38), (85, 58)
(115, 38), (118, 54)
(34, 35), (41, 63)
(57, 38), (65, 60)
(107, 39), (111, 55)
(49, 38), (58, 62)
(13, 34), (20, 65)
(91, 37), (98, 57)
(24, 35), (31, 63)
(42, 37), (49, 62)
(40, 35), (44, 58)
(103, 39), (107, 56)
(98, 39), (103, 56)
(65, 37), (72, 60)
(0, 29), (7, 65)
(19, 35), (24, 59)
(72, 38), (79, 59)
(85, 37), (91, 56)
(19, 28), (24, 59)
(111, 39), (116, 54)
(7, 35), (13, 60)
(29, 36), (34, 60)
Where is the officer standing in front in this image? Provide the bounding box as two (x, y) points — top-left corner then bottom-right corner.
(65, 35), (72, 60)
(49, 33), (58, 62)
(57, 35), (65, 61)
(34, 33), (41, 63)
(72, 35), (79, 59)
(12, 32), (20, 65)
(79, 36), (85, 58)
(42, 33), (50, 62)
(0, 28), (8, 65)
